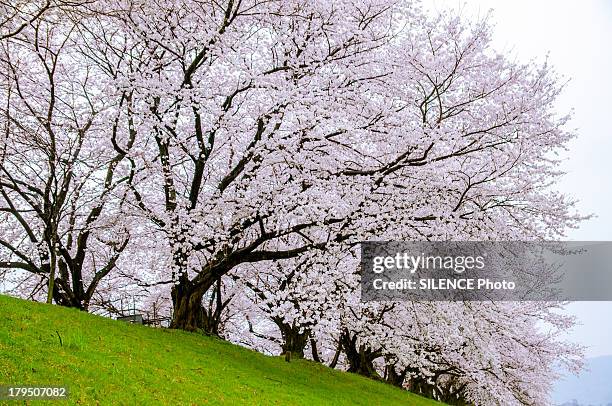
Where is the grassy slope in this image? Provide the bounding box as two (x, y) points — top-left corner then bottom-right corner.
(0, 295), (439, 405)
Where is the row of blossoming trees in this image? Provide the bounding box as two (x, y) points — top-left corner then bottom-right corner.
(1, 1), (584, 404)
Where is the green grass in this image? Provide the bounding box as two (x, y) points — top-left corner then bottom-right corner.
(0, 295), (440, 405)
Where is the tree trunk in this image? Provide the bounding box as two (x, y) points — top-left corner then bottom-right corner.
(407, 377), (438, 400)
(274, 318), (310, 359)
(385, 363), (407, 387)
(310, 338), (321, 362)
(340, 330), (382, 379)
(52, 280), (87, 311)
(170, 273), (219, 333)
(407, 374), (470, 406)
(170, 281), (206, 332)
(45, 237), (57, 304)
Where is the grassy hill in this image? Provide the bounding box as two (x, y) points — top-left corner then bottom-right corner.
(0, 295), (440, 405)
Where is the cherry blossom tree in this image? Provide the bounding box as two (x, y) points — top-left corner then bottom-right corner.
(0, 1), (586, 404)
(0, 4), (132, 309)
(91, 0), (416, 331)
(1, 1), (56, 42)
(221, 10), (585, 405)
(233, 248), (350, 358)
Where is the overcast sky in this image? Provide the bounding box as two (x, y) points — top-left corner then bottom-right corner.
(431, 0), (612, 358)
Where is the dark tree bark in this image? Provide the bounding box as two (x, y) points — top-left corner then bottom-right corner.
(384, 361), (408, 388)
(168, 245), (314, 331)
(310, 338), (321, 363)
(407, 372), (470, 406)
(273, 318), (310, 358)
(170, 277), (211, 332)
(340, 330), (382, 379)
(170, 271), (232, 335)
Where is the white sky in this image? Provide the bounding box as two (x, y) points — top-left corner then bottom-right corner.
(431, 0), (612, 358)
